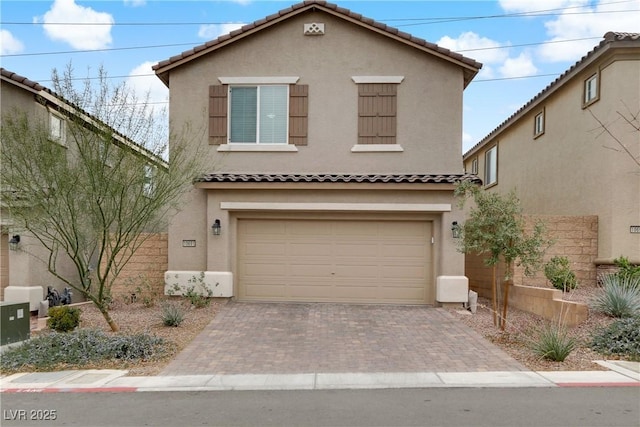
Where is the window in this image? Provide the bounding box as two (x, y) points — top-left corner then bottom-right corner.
(143, 165), (155, 197)
(230, 85), (288, 144)
(534, 110), (545, 138)
(209, 80), (308, 147)
(49, 112), (65, 145)
(471, 158), (478, 175)
(583, 73), (599, 106)
(484, 145), (497, 187)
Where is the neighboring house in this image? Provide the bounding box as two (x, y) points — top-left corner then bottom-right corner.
(0, 68), (164, 302)
(153, 0), (482, 305)
(463, 32), (640, 281)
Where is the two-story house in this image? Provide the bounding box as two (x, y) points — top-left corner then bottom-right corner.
(463, 32), (640, 285)
(1, 68), (165, 307)
(154, 1), (482, 305)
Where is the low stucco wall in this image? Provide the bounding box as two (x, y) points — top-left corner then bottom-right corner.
(465, 215), (597, 325)
(508, 284), (588, 327)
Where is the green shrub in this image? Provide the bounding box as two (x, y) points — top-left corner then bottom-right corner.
(590, 316), (640, 361)
(591, 274), (640, 318)
(544, 256), (577, 291)
(47, 306), (81, 332)
(613, 256), (640, 284)
(531, 322), (577, 362)
(167, 272), (215, 308)
(160, 301), (186, 327)
(0, 329), (166, 372)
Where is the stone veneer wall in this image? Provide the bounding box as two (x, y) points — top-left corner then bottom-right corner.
(465, 215), (597, 324)
(105, 233), (168, 301)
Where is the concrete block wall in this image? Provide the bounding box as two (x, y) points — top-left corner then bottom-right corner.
(105, 233), (168, 301)
(508, 284), (589, 327)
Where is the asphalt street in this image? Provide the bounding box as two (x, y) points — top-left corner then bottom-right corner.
(2, 387), (639, 427)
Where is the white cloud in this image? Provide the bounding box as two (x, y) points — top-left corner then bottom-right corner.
(499, 52), (538, 78)
(38, 0), (113, 50)
(531, 0), (640, 62)
(438, 32), (509, 65)
(127, 62), (168, 105)
(123, 0), (146, 7)
(498, 0), (582, 14)
(198, 23), (245, 40)
(0, 30), (24, 55)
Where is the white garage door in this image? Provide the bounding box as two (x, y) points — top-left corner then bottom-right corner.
(237, 219), (433, 304)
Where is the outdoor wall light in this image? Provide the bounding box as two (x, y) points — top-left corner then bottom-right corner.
(451, 221), (461, 239)
(9, 235), (21, 251)
(212, 219), (222, 236)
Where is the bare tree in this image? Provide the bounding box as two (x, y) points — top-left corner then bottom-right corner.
(588, 103), (640, 170)
(1, 65), (205, 331)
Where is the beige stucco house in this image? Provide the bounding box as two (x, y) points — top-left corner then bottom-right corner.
(1, 68), (164, 307)
(153, 0), (482, 305)
(463, 32), (640, 274)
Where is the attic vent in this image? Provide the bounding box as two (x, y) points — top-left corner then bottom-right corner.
(304, 23), (325, 36)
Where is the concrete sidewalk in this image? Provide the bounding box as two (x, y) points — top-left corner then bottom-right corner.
(1, 361), (638, 393)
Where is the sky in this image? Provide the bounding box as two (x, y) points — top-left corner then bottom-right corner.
(1, 0), (639, 152)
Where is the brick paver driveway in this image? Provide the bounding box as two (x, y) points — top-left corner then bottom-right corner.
(160, 302), (526, 375)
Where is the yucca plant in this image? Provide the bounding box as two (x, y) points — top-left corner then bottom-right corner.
(591, 274), (640, 318)
(160, 301), (186, 327)
(531, 322), (577, 362)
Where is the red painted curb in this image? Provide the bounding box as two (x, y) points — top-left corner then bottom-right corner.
(556, 382), (640, 387)
(1, 387), (138, 393)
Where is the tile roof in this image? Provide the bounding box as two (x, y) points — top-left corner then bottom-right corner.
(197, 173), (482, 184)
(463, 32), (640, 158)
(153, 0), (481, 87)
(1, 68), (44, 91)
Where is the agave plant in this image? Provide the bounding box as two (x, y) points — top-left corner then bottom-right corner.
(591, 274), (640, 318)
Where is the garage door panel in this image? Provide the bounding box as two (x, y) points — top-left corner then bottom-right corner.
(243, 242), (287, 256)
(238, 219), (432, 304)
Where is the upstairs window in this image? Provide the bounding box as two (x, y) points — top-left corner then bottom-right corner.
(49, 112), (65, 146)
(484, 144), (498, 187)
(143, 165), (156, 197)
(209, 78), (308, 147)
(583, 73), (599, 106)
(230, 85), (288, 144)
(471, 158), (478, 175)
(534, 109), (545, 138)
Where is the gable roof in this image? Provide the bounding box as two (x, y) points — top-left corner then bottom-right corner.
(1, 67), (167, 168)
(463, 32), (640, 159)
(153, 0), (482, 88)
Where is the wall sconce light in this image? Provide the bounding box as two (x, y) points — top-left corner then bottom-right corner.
(451, 222), (461, 239)
(9, 235), (21, 251)
(211, 219), (222, 236)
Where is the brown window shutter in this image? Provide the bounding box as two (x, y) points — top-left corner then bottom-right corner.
(289, 84), (308, 146)
(209, 85), (227, 145)
(358, 83), (397, 144)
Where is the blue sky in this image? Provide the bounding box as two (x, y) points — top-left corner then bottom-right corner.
(1, 0), (639, 152)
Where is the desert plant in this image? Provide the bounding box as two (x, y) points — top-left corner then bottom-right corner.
(47, 306), (81, 332)
(0, 329), (166, 372)
(167, 272), (215, 308)
(613, 256), (640, 283)
(590, 316), (640, 361)
(531, 322), (577, 362)
(160, 301), (186, 327)
(591, 274), (640, 318)
(544, 256), (578, 291)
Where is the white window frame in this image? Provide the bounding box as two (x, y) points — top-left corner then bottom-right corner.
(227, 84), (289, 145)
(471, 157), (478, 175)
(49, 111), (66, 146)
(484, 144), (498, 187)
(534, 109), (545, 138)
(583, 73), (599, 106)
(143, 165), (156, 198)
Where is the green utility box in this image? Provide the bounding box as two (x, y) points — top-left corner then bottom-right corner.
(1, 301), (30, 346)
